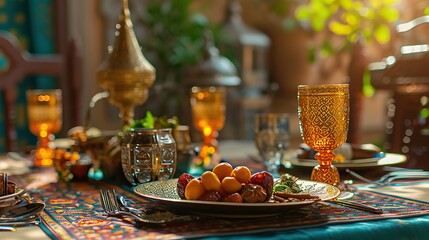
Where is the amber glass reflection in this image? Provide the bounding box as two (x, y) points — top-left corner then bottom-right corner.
(297, 84), (349, 185)
(27, 89), (63, 167)
(190, 86), (226, 169)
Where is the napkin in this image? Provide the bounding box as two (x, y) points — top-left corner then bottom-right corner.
(358, 182), (429, 203)
(0, 153), (31, 176)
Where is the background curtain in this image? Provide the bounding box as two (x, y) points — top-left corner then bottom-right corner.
(0, 0), (56, 152)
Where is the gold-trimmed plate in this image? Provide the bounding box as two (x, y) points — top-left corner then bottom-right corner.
(134, 179), (340, 217)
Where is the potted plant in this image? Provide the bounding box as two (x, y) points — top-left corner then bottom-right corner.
(136, 0), (224, 120)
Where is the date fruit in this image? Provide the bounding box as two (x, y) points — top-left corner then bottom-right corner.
(198, 190), (222, 202)
(240, 184), (267, 203)
(222, 193), (243, 203)
(249, 171), (274, 202)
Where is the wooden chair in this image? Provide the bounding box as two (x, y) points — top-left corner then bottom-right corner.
(368, 16), (429, 168)
(0, 0), (82, 152)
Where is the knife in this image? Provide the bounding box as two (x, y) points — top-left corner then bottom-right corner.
(0, 220), (39, 227)
(0, 226), (16, 231)
(329, 200), (383, 214)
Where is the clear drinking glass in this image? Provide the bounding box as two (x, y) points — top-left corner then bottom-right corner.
(254, 113), (290, 174)
(297, 84), (349, 185)
(26, 89), (63, 167)
(121, 128), (177, 185)
(190, 86), (226, 169)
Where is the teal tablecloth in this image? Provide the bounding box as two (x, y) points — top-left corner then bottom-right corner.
(205, 215), (429, 240)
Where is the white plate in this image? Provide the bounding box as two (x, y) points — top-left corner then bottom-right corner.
(134, 179), (340, 217)
(290, 153), (407, 169)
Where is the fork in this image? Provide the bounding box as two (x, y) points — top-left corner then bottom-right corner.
(346, 169), (429, 186)
(99, 189), (147, 223)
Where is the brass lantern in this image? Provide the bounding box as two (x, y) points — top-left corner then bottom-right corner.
(187, 32), (240, 87)
(97, 0), (155, 127)
(221, 0), (271, 139)
(222, 0), (270, 97)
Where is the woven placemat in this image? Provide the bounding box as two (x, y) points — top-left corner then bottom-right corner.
(11, 169), (429, 239)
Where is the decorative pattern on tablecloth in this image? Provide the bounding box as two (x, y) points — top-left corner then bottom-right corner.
(11, 170), (429, 239)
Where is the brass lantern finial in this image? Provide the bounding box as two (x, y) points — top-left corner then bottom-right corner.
(97, 0), (155, 127)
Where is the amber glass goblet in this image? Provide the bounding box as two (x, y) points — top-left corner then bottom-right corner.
(27, 89), (63, 167)
(297, 84), (349, 185)
(190, 86), (226, 169)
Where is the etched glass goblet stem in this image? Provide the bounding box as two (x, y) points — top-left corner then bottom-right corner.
(297, 84), (349, 185)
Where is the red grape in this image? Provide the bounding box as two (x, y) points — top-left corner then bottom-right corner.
(177, 173), (195, 199)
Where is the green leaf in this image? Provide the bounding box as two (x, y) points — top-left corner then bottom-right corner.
(347, 32), (359, 43)
(282, 18), (297, 31)
(267, 0), (291, 16)
(295, 6), (311, 21)
(321, 40), (334, 58)
(312, 19), (326, 32)
(379, 7), (399, 22)
(340, 0), (353, 9)
(380, 0), (399, 5)
(362, 70), (375, 97)
(374, 24), (391, 44)
(322, 0), (335, 4)
(143, 111), (155, 128)
(307, 47), (316, 63)
(343, 12), (358, 26)
(329, 21), (352, 35)
(420, 108), (429, 119)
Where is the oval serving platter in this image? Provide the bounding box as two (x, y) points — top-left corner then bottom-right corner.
(134, 179), (340, 218)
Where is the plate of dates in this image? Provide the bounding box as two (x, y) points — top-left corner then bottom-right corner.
(134, 177), (340, 217)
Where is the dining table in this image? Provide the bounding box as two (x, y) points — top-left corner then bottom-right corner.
(1, 140), (429, 240)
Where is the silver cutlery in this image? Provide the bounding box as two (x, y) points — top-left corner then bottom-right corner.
(100, 189), (195, 224)
(0, 203), (45, 221)
(0, 220), (39, 227)
(329, 199), (383, 214)
(377, 171), (429, 183)
(0, 215), (37, 222)
(115, 191), (146, 216)
(115, 190), (197, 222)
(0, 226), (16, 231)
(100, 189), (148, 223)
(346, 169), (429, 186)
(100, 189), (178, 224)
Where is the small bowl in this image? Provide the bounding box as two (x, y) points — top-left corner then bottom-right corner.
(70, 163), (92, 181)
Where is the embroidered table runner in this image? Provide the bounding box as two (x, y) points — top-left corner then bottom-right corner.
(11, 169), (429, 239)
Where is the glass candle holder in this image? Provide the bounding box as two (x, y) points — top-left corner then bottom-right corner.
(190, 86), (226, 170)
(26, 89), (63, 167)
(121, 128), (177, 185)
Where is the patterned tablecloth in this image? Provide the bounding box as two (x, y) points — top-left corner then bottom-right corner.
(10, 169), (429, 239)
